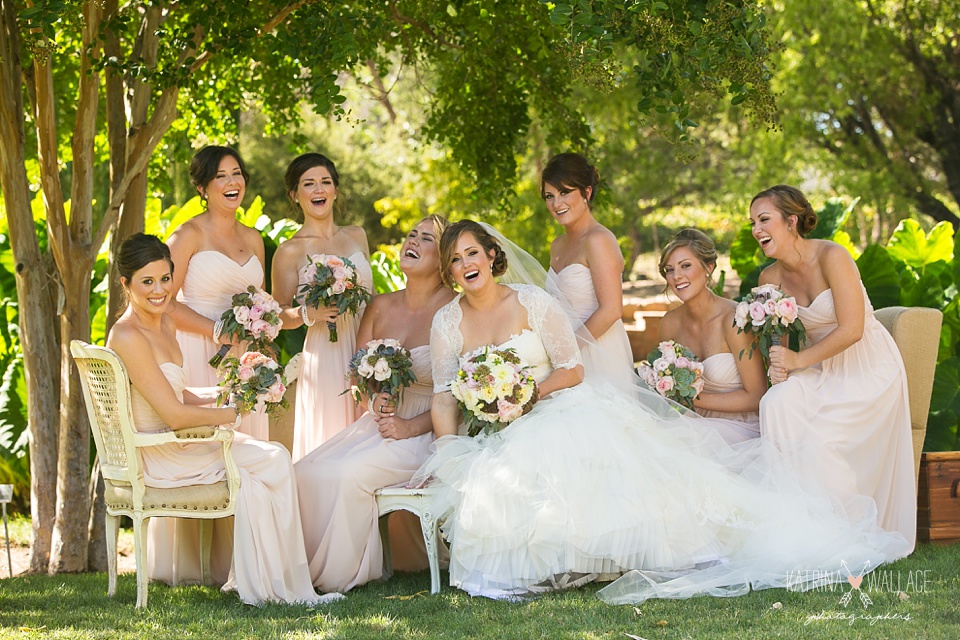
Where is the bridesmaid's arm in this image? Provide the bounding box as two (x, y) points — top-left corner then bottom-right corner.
(108, 326), (238, 429)
(769, 243), (865, 373)
(272, 241), (313, 329)
(693, 319), (767, 414)
(581, 230), (625, 340)
(183, 386), (222, 406)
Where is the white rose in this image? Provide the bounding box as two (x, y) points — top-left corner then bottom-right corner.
(373, 358), (391, 382)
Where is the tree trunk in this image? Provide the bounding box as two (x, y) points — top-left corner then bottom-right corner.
(87, 459), (107, 572)
(49, 261), (94, 573)
(105, 175), (147, 331)
(0, 0), (61, 573)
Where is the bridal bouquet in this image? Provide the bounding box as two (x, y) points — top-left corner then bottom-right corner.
(208, 286), (282, 367)
(637, 341), (705, 410)
(344, 339), (417, 407)
(733, 284), (807, 360)
(216, 350), (288, 416)
(298, 254), (372, 342)
(451, 346), (539, 437)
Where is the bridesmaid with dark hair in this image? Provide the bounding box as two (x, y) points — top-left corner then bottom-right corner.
(272, 152), (373, 460)
(541, 153), (634, 382)
(157, 145), (269, 588)
(109, 233), (337, 605)
(751, 184), (916, 548)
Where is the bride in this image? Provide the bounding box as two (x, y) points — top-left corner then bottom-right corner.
(416, 220), (912, 602)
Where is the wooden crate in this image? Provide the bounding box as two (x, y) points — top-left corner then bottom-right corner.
(917, 451), (960, 543)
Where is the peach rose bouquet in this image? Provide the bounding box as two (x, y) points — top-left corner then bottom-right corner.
(733, 284), (807, 361)
(297, 254), (372, 342)
(216, 350), (288, 416)
(637, 340), (704, 410)
(208, 286), (282, 367)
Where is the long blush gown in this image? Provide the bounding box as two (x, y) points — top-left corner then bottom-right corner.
(696, 353), (761, 444)
(416, 284), (911, 601)
(295, 344), (434, 592)
(134, 364), (332, 605)
(759, 286), (916, 548)
(293, 251), (373, 461)
(148, 250), (271, 587)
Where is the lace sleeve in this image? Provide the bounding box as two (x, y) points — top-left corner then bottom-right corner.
(430, 296), (464, 393)
(516, 285), (582, 370)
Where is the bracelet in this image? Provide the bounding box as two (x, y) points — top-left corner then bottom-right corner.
(213, 319), (225, 343)
(227, 404), (242, 430)
(300, 305), (316, 327)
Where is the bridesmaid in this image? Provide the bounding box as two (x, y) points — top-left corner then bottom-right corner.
(295, 215), (455, 593)
(155, 146), (267, 587)
(167, 145), (269, 440)
(541, 153), (634, 383)
(751, 184), (916, 548)
(657, 229), (765, 443)
(108, 233), (338, 605)
(272, 152), (373, 461)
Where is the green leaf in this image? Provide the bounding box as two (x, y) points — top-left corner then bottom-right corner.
(887, 219), (955, 268)
(856, 244), (900, 309)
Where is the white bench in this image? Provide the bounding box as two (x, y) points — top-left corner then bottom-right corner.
(375, 486), (442, 594)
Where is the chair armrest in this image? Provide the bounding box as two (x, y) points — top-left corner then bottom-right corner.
(133, 427), (235, 448)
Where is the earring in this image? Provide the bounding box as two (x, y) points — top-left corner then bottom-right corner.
(583, 198), (588, 204)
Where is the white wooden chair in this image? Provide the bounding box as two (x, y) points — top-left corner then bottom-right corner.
(375, 485), (442, 594)
(71, 341), (241, 608)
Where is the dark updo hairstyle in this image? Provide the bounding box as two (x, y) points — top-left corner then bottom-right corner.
(541, 152), (600, 205)
(751, 185), (818, 237)
(658, 228), (718, 279)
(189, 145), (250, 190)
(439, 220), (508, 288)
(116, 233), (174, 311)
(284, 152), (341, 216)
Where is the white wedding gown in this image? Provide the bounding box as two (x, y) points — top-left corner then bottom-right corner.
(416, 284), (911, 601)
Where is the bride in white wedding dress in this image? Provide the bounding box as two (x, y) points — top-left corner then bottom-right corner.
(414, 220), (912, 602)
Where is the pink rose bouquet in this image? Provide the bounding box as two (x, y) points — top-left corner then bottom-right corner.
(216, 350), (289, 416)
(208, 285), (282, 367)
(451, 346), (539, 437)
(298, 254), (372, 342)
(637, 340), (705, 410)
(733, 284), (807, 361)
(344, 338), (418, 407)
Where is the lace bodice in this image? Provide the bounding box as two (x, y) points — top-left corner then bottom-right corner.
(430, 284), (582, 393)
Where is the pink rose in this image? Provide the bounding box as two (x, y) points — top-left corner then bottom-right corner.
(764, 299), (778, 316)
(655, 376), (675, 395)
(332, 266), (347, 281)
(326, 256), (345, 269)
(240, 351), (269, 366)
(233, 305), (251, 324)
(299, 263), (318, 283)
(248, 304), (265, 321)
(497, 399), (523, 423)
(749, 301), (767, 326)
(237, 365), (255, 381)
(331, 280), (347, 295)
(653, 358), (671, 373)
(249, 319), (270, 337)
(675, 356), (690, 369)
(777, 297), (798, 324)
(734, 301), (750, 328)
(265, 381), (286, 403)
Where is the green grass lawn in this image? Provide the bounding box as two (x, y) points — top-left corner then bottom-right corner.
(0, 540), (957, 639)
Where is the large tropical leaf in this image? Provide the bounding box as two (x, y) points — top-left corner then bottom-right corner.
(855, 244), (900, 309)
(886, 219), (955, 268)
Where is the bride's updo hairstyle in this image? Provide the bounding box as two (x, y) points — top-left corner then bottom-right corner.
(439, 220), (508, 288)
(116, 233), (174, 309)
(751, 185), (818, 237)
(541, 152), (600, 205)
(658, 228), (718, 280)
(284, 152), (341, 218)
(189, 146), (250, 193)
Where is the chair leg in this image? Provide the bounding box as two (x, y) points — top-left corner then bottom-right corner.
(420, 507), (441, 594)
(199, 519), (213, 586)
(105, 514), (119, 597)
(378, 512), (394, 582)
(132, 514), (149, 608)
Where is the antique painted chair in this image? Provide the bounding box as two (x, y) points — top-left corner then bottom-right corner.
(71, 341), (241, 608)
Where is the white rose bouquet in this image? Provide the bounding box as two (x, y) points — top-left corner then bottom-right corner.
(298, 254), (372, 342)
(208, 286), (282, 367)
(216, 350), (288, 417)
(451, 346), (539, 437)
(733, 284), (807, 361)
(637, 340), (705, 410)
(344, 339), (417, 408)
